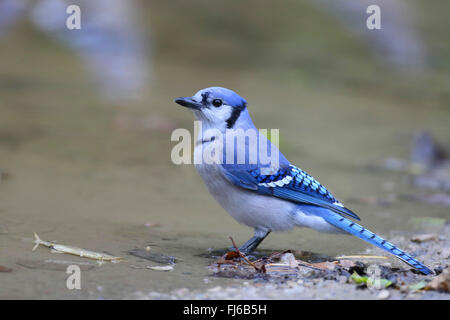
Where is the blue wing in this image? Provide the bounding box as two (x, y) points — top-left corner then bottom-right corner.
(221, 164), (360, 220)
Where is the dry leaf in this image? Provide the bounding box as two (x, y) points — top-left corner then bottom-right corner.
(0, 265), (13, 272)
(310, 261), (338, 271)
(224, 251), (240, 260)
(426, 268), (450, 292)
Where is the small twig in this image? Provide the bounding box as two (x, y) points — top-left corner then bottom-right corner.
(229, 236), (262, 272)
(295, 261), (325, 271)
(335, 255), (388, 260)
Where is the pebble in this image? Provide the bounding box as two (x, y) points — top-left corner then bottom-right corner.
(411, 234), (438, 243)
(279, 253), (299, 267)
(377, 290), (390, 300)
(439, 247), (450, 259)
(173, 288), (189, 296)
(338, 276), (348, 284)
(146, 265), (173, 271)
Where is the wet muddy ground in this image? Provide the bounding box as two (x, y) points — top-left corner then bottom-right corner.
(127, 221), (450, 300)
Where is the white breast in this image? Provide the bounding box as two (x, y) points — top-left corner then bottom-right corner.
(193, 140), (342, 234)
(194, 142), (298, 232)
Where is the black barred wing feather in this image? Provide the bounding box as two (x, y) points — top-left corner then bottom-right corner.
(222, 164), (360, 220)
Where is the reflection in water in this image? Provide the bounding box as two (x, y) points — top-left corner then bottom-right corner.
(0, 0), (152, 102)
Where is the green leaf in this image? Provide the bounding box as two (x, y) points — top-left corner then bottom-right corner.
(411, 217), (446, 226)
(350, 271), (368, 284)
(409, 281), (427, 291)
(367, 277), (392, 288)
(350, 271), (392, 288)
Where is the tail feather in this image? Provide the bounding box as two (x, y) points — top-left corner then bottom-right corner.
(323, 214), (433, 275)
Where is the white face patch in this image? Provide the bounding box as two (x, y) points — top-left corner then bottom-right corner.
(196, 104), (233, 129)
(191, 89), (234, 132)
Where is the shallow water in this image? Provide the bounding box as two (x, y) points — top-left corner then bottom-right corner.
(1, 3), (450, 298)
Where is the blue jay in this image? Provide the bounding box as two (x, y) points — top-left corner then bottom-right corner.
(174, 87), (432, 275)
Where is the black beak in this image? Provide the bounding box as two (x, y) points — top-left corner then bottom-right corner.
(174, 97), (202, 110)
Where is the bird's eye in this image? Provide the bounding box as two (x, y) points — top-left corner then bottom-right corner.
(212, 99), (223, 107)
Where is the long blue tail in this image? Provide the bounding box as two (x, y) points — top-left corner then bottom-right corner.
(322, 213), (433, 275)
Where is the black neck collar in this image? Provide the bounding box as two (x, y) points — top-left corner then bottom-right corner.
(196, 136), (216, 146)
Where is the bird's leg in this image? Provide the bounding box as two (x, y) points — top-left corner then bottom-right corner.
(237, 229), (271, 255)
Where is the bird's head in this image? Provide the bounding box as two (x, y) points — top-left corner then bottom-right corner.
(175, 87), (248, 131)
